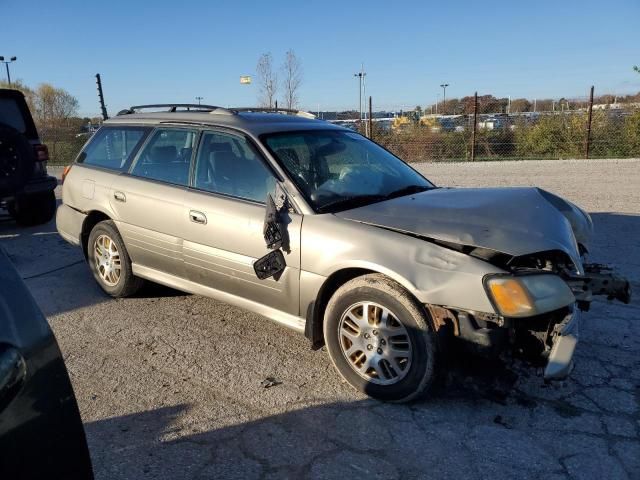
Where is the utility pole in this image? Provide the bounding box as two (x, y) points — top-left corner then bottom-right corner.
(368, 96), (373, 140)
(584, 86), (595, 159)
(440, 83), (449, 114)
(0, 56), (17, 85)
(95, 73), (109, 120)
(195, 96), (203, 105)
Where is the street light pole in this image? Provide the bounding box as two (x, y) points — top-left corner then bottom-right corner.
(195, 96), (203, 105)
(354, 64), (366, 122)
(439, 83), (449, 115)
(0, 56), (17, 85)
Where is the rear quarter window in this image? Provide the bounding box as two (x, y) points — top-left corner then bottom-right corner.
(0, 97), (31, 134)
(78, 126), (150, 171)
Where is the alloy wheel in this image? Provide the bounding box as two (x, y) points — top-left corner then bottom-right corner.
(338, 301), (413, 385)
(94, 234), (121, 287)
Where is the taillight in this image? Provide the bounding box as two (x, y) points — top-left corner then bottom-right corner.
(62, 165), (72, 184)
(34, 144), (49, 162)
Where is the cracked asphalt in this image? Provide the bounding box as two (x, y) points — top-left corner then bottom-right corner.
(1, 159), (638, 479)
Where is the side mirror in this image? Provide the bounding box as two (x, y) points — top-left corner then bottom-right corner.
(255, 185), (291, 281)
(263, 194), (283, 250)
(253, 250), (286, 280)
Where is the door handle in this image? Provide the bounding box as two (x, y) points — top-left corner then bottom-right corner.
(113, 191), (126, 203)
(189, 210), (207, 225)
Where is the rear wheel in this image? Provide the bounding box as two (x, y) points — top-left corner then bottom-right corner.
(87, 220), (143, 297)
(11, 190), (56, 226)
(324, 274), (439, 402)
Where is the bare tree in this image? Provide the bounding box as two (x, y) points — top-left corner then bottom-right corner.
(256, 53), (278, 108)
(281, 50), (302, 110)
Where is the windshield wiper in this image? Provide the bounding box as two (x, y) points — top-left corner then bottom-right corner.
(317, 194), (388, 213)
(383, 184), (433, 200)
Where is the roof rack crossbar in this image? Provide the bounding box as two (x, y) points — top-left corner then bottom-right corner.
(117, 104), (233, 115)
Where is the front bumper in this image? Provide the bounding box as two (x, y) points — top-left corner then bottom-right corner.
(543, 307), (580, 380)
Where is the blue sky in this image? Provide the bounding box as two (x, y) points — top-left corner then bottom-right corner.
(2, 0), (639, 116)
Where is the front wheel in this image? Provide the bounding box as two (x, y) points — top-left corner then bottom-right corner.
(324, 274), (439, 402)
(87, 220), (143, 297)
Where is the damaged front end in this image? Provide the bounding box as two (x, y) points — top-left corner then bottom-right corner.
(335, 186), (631, 381)
(426, 249), (631, 381)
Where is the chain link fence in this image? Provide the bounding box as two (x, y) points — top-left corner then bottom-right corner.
(38, 90), (640, 165)
(359, 92), (640, 162)
(39, 126), (88, 166)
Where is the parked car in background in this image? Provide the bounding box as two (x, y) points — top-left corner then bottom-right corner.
(0, 89), (57, 225)
(57, 104), (630, 402)
(0, 246), (93, 479)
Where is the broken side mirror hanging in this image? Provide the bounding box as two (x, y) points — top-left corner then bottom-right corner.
(255, 184), (290, 280)
(253, 249), (286, 280)
(263, 193), (284, 250)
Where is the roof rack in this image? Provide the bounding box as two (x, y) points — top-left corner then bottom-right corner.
(116, 104), (233, 116)
(231, 107), (316, 119)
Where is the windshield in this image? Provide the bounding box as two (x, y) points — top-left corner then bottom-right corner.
(263, 130), (434, 212)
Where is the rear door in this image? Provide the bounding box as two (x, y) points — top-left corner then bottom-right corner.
(109, 127), (197, 276)
(182, 129), (301, 315)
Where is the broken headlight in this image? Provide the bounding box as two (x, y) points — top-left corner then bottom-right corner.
(484, 274), (575, 317)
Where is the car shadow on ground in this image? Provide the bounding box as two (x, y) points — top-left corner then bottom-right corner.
(0, 205), (188, 316)
(83, 361), (636, 480)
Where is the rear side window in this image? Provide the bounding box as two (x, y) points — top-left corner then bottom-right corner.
(79, 126), (149, 171)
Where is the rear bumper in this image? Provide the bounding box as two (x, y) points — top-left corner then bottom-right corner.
(1, 175), (57, 201)
(20, 175), (58, 195)
(56, 204), (86, 246)
(543, 307), (580, 380)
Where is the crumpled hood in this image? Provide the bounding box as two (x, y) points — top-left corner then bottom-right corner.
(336, 187), (592, 262)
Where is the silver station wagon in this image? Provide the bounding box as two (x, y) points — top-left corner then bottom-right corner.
(57, 104), (631, 402)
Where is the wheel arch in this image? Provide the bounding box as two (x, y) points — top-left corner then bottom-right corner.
(304, 264), (422, 349)
(80, 210), (112, 258)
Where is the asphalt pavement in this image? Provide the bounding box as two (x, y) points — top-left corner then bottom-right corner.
(1, 159), (638, 480)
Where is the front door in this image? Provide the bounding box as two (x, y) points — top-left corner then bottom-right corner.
(182, 130), (301, 315)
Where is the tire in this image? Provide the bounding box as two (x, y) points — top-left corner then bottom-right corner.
(87, 220), (144, 297)
(11, 190), (56, 226)
(324, 274), (439, 402)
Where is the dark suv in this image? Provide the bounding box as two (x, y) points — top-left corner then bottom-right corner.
(0, 89), (57, 225)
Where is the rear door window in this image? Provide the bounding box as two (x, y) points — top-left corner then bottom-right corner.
(79, 126), (150, 171)
(130, 128), (197, 186)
